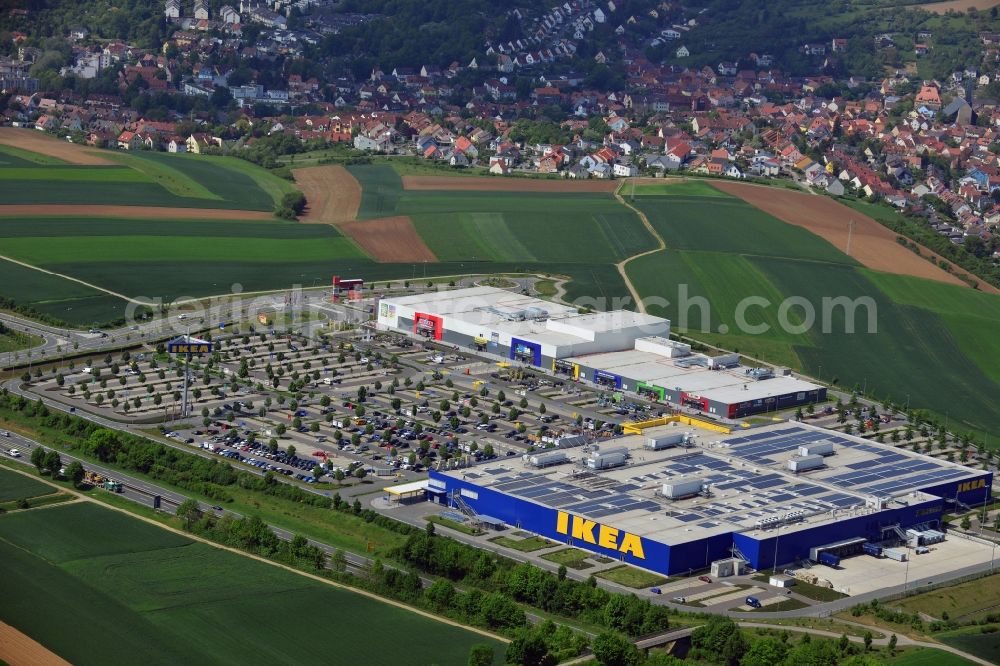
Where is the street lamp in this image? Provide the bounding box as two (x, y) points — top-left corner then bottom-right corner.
(772, 525), (781, 575)
(903, 546), (910, 592)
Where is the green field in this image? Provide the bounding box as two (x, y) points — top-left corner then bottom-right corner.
(0, 149), (281, 211)
(634, 196), (854, 264)
(628, 180), (732, 197)
(626, 191), (1000, 437)
(0, 502), (502, 665)
(348, 162), (656, 306)
(896, 572), (1000, 622)
(0, 258), (128, 324)
(937, 629), (1000, 665)
(0, 467), (55, 502)
(0, 166), (148, 182)
(0, 143), (68, 165)
(887, 648), (978, 666)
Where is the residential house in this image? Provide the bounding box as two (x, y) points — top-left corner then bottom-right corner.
(117, 130), (142, 150)
(185, 132), (220, 153)
(613, 162), (638, 177)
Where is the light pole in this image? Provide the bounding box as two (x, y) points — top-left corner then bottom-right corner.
(903, 546), (910, 592)
(772, 525), (781, 575)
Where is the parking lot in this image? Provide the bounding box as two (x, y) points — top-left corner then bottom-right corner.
(25, 323), (692, 490)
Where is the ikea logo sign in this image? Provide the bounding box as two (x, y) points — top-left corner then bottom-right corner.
(556, 511), (645, 559)
(167, 343), (212, 354)
(958, 479), (987, 493)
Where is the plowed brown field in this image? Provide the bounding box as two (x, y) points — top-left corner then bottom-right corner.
(402, 175), (618, 192)
(0, 620), (71, 666)
(710, 181), (998, 293)
(339, 216), (437, 262)
(293, 165), (362, 224)
(0, 127), (113, 165)
(0, 204), (274, 219)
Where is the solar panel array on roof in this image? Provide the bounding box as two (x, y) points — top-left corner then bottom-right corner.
(494, 473), (660, 519)
(724, 425), (975, 497)
(479, 425), (978, 532)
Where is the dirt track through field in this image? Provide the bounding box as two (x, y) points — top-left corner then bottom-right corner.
(710, 181), (999, 293)
(0, 204), (274, 219)
(339, 216), (437, 262)
(0, 620), (72, 666)
(402, 175), (618, 192)
(293, 165), (362, 224)
(0, 127), (113, 165)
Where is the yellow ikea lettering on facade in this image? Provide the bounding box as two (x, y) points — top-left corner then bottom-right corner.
(555, 511), (645, 559)
(958, 479), (987, 493)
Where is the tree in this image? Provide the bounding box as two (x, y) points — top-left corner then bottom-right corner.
(888, 634), (897, 653)
(479, 592), (524, 631)
(66, 461), (85, 488)
(30, 446), (46, 472)
(590, 632), (640, 666)
(467, 644), (494, 666)
(505, 630), (553, 666)
(354, 467), (367, 481)
(44, 450), (62, 477)
(177, 498), (203, 529)
(863, 631), (873, 652)
(287, 444), (296, 459)
(740, 636), (787, 666)
(961, 514), (972, 531)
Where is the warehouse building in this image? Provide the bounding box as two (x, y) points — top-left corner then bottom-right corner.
(377, 287), (824, 418)
(429, 422), (993, 576)
(377, 286), (668, 366)
(565, 337), (825, 419)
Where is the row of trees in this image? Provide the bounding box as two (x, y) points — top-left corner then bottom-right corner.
(394, 529), (671, 638)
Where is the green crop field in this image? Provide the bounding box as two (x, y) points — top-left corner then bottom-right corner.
(0, 502), (502, 666)
(635, 196), (854, 264)
(0, 218), (368, 320)
(103, 153), (221, 200)
(628, 180), (732, 197)
(348, 162), (656, 307)
(888, 648), (977, 666)
(627, 191), (1000, 437)
(0, 149), (279, 211)
(937, 629), (1000, 665)
(0, 258), (128, 325)
(0, 166), (148, 182)
(0, 467), (55, 502)
(0, 144), (67, 165)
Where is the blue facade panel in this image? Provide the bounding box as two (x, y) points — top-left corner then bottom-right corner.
(919, 473), (993, 507)
(431, 470), (676, 574)
(510, 337), (542, 367)
(594, 370), (623, 390)
(735, 496), (946, 571)
(431, 470), (983, 575)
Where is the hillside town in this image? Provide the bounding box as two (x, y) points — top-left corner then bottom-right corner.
(3, 1), (1000, 259)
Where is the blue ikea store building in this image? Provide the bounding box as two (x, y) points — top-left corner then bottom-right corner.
(428, 424), (993, 576)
